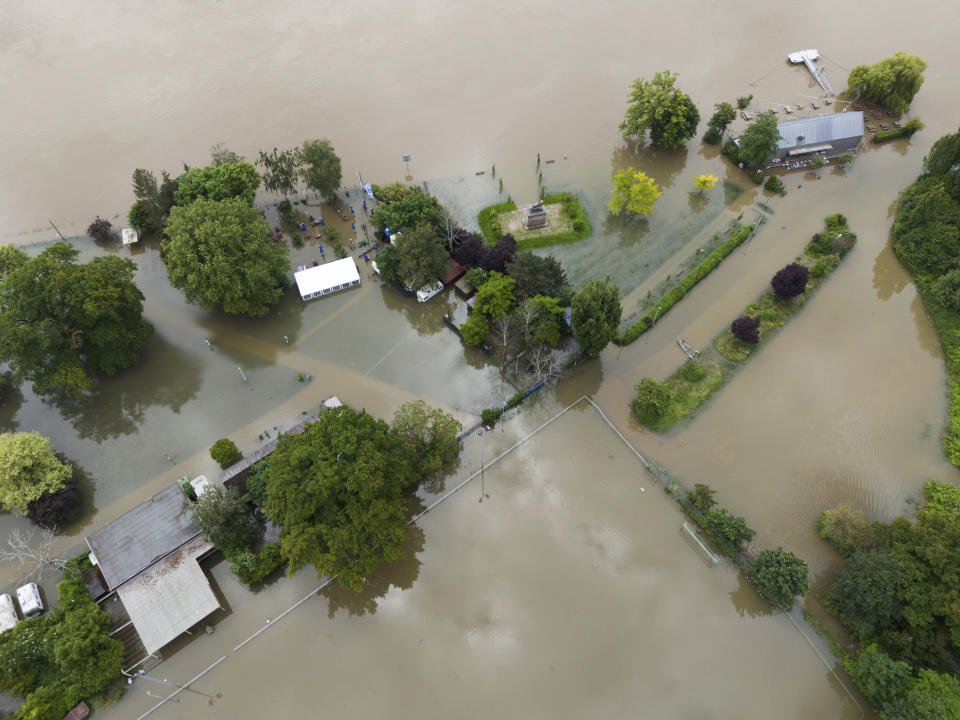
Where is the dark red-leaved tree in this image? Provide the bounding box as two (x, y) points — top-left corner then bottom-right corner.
(86, 216), (114, 243)
(482, 234), (518, 273)
(771, 263), (810, 299)
(26, 482), (82, 530)
(731, 315), (760, 344)
(453, 233), (486, 267)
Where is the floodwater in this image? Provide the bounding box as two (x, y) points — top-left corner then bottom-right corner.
(2, 0), (959, 715)
(108, 404), (861, 720)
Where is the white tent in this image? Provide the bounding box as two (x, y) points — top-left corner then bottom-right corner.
(121, 228), (138, 245)
(294, 257), (361, 301)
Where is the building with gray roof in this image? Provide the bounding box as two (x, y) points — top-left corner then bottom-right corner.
(771, 111), (864, 162)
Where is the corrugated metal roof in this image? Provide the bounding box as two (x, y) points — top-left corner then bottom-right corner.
(776, 111), (863, 150)
(116, 536), (218, 654)
(86, 484), (201, 589)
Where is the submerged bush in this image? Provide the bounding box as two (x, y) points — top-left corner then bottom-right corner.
(680, 359), (706, 382)
(731, 315), (760, 344)
(764, 175), (785, 193)
(771, 263), (810, 299)
(634, 377), (672, 418)
(818, 504), (873, 555)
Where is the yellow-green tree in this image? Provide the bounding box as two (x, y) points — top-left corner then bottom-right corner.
(609, 168), (662, 216)
(0, 432), (71, 514)
(694, 174), (718, 192)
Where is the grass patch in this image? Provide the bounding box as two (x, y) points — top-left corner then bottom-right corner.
(476, 192), (592, 249)
(615, 223), (755, 345)
(632, 359), (724, 432)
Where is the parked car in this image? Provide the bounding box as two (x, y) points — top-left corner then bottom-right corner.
(16, 582), (43, 617)
(0, 593), (18, 633)
(417, 280), (444, 303)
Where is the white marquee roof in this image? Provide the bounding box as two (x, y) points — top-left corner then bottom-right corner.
(294, 257), (360, 299)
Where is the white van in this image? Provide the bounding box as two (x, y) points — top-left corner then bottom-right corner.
(0, 594), (18, 632)
(16, 582), (43, 617)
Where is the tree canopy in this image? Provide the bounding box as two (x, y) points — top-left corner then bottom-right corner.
(129, 168), (178, 231)
(753, 547), (809, 610)
(257, 147), (301, 198)
(299, 138), (342, 198)
(0, 431), (71, 515)
(505, 252), (569, 300)
(473, 271), (516, 320)
(396, 224), (448, 291)
(609, 168), (662, 216)
(828, 549), (902, 638)
(163, 197), (289, 317)
(737, 111), (782, 167)
(192, 486), (260, 556)
(922, 128), (960, 177)
(571, 278), (622, 357)
(847, 52), (927, 113)
(372, 189), (444, 236)
(694, 174), (718, 192)
(173, 161), (261, 206)
(391, 400), (462, 480)
(619, 70), (700, 148)
(0, 242), (153, 395)
(262, 406), (419, 591)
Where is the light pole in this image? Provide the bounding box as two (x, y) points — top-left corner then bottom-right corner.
(652, 305), (663, 324)
(501, 400), (508, 431)
(477, 428), (490, 503)
(478, 428), (484, 471)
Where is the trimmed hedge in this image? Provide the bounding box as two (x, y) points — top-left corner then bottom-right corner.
(615, 224), (755, 345)
(477, 200), (516, 243)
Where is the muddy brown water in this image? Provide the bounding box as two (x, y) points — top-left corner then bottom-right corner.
(2, 0), (959, 716)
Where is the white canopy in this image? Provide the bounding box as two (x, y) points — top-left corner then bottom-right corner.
(0, 594), (17, 633)
(294, 257), (361, 300)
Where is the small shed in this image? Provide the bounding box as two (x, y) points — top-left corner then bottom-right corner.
(454, 277), (475, 300)
(294, 257), (361, 301)
(0, 594), (18, 633)
(442, 259), (467, 286)
(522, 201), (548, 230)
(121, 228), (138, 245)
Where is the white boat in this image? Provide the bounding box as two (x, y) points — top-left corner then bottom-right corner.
(0, 594), (18, 633)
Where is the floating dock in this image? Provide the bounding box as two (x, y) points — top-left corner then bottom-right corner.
(787, 49), (834, 96)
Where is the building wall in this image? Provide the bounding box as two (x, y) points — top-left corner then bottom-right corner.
(773, 135), (861, 161)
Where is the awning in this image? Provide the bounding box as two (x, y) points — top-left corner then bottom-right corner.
(788, 143), (833, 156)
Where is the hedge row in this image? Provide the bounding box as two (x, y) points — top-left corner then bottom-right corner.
(477, 200), (517, 243)
(615, 223), (755, 345)
(873, 127), (913, 143)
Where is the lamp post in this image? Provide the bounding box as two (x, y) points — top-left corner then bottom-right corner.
(501, 400), (508, 431)
(477, 428), (490, 503)
(652, 305), (663, 324)
(478, 428), (484, 471)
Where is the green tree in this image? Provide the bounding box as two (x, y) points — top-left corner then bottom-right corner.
(0, 242), (152, 395)
(688, 483), (717, 514)
(737, 111), (782, 167)
(620, 70), (700, 148)
(130, 167), (178, 230)
(847, 52), (927, 113)
(174, 162), (261, 206)
(0, 432), (71, 514)
(515, 295), (564, 348)
(609, 168), (662, 216)
(705, 507), (756, 549)
(809, 155), (826, 176)
(818, 504), (873, 555)
(707, 102), (737, 133)
(879, 670), (960, 720)
(53, 581), (125, 694)
(391, 400), (463, 480)
(846, 644), (910, 707)
(922, 128), (960, 176)
(828, 549), (902, 636)
(634, 377), (672, 418)
(571, 278), (622, 357)
(473, 271), (516, 320)
(460, 313), (489, 346)
(396, 224), (448, 291)
(256, 147), (301, 199)
(299, 138), (342, 199)
(191, 486), (260, 555)
(921, 479), (960, 520)
(209, 438), (240, 466)
(838, 151), (856, 166)
(163, 197), (289, 317)
(372, 189), (444, 235)
(127, 200), (156, 232)
(753, 547), (809, 610)
(209, 143), (244, 166)
(375, 243), (400, 284)
(262, 405), (419, 591)
(505, 252), (569, 300)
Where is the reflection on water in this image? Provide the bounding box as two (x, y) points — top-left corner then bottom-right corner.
(729, 570), (774, 619)
(688, 190), (709, 215)
(41, 332), (201, 441)
(610, 139), (689, 190)
(0, 381), (23, 432)
(911, 293), (942, 358)
(602, 211), (650, 248)
(872, 242), (910, 300)
(321, 525), (425, 619)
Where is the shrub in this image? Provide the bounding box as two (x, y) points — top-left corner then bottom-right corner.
(688, 483), (717, 514)
(751, 170), (764, 184)
(764, 175), (785, 193)
(818, 504), (872, 555)
(324, 225), (338, 241)
(731, 315), (760, 343)
(831, 233), (857, 256)
(210, 438), (240, 466)
(634, 377), (672, 418)
(722, 139), (741, 164)
(680, 359), (706, 382)
(737, 94), (753, 109)
(564, 202), (578, 219)
(771, 263), (810, 299)
(464, 267), (489, 289)
(481, 408), (498, 425)
(330, 238), (347, 258)
(86, 216), (113, 243)
(572, 218), (586, 232)
(806, 232), (833, 255)
(839, 151), (856, 165)
(703, 126), (722, 145)
(810, 253), (840, 278)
